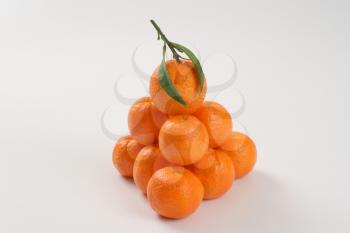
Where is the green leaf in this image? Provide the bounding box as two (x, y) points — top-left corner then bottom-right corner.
(172, 43), (205, 91)
(158, 46), (187, 106)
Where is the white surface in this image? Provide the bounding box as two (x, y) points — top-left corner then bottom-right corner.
(1, 0), (350, 232)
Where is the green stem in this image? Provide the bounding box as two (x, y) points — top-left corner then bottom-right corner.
(150, 20), (181, 63)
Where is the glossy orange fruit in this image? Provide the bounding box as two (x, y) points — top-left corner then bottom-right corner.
(188, 148), (235, 199)
(149, 59), (207, 115)
(193, 101), (232, 148)
(220, 132), (257, 178)
(159, 115), (209, 165)
(133, 145), (173, 194)
(147, 166), (204, 219)
(128, 97), (168, 145)
(112, 135), (144, 177)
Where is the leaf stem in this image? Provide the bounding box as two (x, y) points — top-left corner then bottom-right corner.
(150, 20), (181, 63)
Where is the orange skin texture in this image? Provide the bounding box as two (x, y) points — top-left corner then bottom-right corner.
(147, 166), (204, 219)
(128, 97), (168, 145)
(193, 101), (233, 148)
(133, 145), (173, 194)
(112, 136), (144, 177)
(159, 115), (209, 166)
(220, 132), (257, 178)
(127, 138), (144, 160)
(188, 149), (235, 199)
(149, 59), (207, 115)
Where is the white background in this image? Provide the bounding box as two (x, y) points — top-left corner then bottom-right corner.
(1, 0), (350, 232)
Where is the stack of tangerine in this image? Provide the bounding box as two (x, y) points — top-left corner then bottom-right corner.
(112, 59), (257, 219)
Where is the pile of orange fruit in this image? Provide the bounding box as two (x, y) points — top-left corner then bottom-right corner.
(112, 59), (257, 219)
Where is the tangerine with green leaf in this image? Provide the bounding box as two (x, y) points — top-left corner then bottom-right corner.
(150, 60), (207, 115)
(149, 20), (207, 115)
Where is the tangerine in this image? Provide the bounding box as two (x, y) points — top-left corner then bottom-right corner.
(220, 132), (257, 178)
(147, 166), (203, 219)
(159, 115), (209, 165)
(128, 97), (168, 145)
(188, 148), (235, 199)
(133, 145), (172, 194)
(150, 60), (206, 115)
(112, 136), (144, 177)
(193, 101), (232, 148)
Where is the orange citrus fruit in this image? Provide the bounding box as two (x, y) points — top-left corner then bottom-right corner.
(133, 145), (172, 194)
(159, 115), (209, 165)
(128, 97), (168, 145)
(126, 138), (144, 160)
(188, 148), (235, 199)
(147, 166), (204, 219)
(220, 132), (257, 178)
(149, 59), (207, 115)
(112, 135), (144, 177)
(193, 101), (232, 148)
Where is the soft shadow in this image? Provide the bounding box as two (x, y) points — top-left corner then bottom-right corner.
(121, 175), (135, 184)
(111, 173), (159, 220)
(159, 170), (295, 233)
